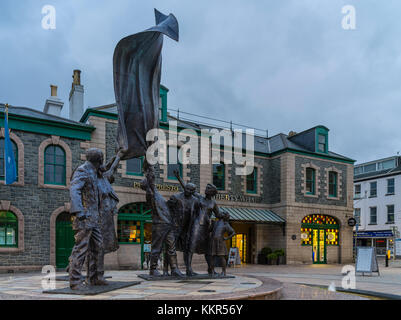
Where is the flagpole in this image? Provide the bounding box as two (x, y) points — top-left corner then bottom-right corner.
(5, 103), (8, 122)
(4, 104), (7, 181)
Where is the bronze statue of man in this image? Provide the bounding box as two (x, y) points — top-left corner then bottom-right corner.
(92, 151), (124, 283)
(141, 161), (184, 277)
(168, 179), (201, 276)
(69, 148), (105, 290)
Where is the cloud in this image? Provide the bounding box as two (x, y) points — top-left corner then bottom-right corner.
(1, 0), (401, 163)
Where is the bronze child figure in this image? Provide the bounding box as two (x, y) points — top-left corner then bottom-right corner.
(210, 212), (236, 277)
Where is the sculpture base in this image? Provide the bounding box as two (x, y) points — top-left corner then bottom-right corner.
(42, 281), (141, 295)
(55, 275), (112, 281)
(138, 273), (235, 281)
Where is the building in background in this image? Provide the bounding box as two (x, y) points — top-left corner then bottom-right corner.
(0, 70), (355, 272)
(353, 156), (401, 257)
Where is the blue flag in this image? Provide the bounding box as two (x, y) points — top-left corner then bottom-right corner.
(4, 111), (17, 185)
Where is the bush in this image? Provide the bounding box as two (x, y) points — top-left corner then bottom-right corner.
(267, 253), (278, 260)
(261, 247), (272, 256)
(274, 249), (285, 257)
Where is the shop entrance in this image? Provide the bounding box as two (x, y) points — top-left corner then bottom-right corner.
(55, 212), (74, 269)
(312, 229), (326, 264)
(117, 202), (152, 268)
(301, 214), (339, 264)
(231, 233), (247, 263)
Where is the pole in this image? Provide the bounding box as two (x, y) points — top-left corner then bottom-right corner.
(4, 104), (8, 180)
(5, 103), (8, 122)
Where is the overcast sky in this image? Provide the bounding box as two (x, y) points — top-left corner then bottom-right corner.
(1, 0), (400, 164)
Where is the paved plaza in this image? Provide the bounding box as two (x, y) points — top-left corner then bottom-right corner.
(1, 259), (401, 300)
(0, 270), (269, 300)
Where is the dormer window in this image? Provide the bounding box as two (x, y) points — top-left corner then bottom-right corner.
(318, 134), (326, 152)
(314, 126), (329, 154)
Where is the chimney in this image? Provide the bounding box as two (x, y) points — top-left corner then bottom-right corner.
(43, 84), (64, 116)
(69, 69), (84, 121)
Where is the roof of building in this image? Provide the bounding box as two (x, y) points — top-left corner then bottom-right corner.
(221, 207), (285, 223)
(0, 104), (94, 140)
(354, 156), (401, 181)
(0, 104), (93, 128)
(85, 103), (354, 162)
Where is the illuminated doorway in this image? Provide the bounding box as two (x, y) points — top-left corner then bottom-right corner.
(118, 202), (152, 268)
(231, 234), (247, 263)
(301, 214), (339, 264)
(312, 229), (326, 264)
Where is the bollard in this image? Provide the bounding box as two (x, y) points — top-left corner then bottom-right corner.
(386, 250), (391, 267)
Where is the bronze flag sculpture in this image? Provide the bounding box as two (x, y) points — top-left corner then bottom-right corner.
(113, 9), (179, 160)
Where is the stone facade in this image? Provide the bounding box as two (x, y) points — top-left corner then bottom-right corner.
(0, 108), (355, 271)
(0, 129), (88, 270)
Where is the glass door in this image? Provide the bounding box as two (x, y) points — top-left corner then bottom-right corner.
(231, 234), (247, 263)
(312, 228), (326, 264)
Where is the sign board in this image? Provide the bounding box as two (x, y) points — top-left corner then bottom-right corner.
(228, 247), (241, 266)
(143, 243), (151, 253)
(347, 218), (356, 227)
(355, 230), (393, 238)
(355, 247), (379, 276)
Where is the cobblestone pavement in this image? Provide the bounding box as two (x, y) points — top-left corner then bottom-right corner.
(0, 271), (265, 300)
(2, 260), (400, 300)
(279, 283), (369, 300)
(228, 260), (401, 299)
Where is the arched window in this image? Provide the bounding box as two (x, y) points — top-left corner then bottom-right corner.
(301, 215), (339, 246)
(44, 145), (66, 185)
(0, 211), (18, 247)
(117, 203), (152, 244)
(0, 138), (18, 181)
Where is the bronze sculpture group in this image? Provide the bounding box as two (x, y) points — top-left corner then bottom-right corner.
(67, 9), (236, 290)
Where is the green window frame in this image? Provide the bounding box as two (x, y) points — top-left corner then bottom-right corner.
(305, 167), (315, 195)
(212, 163), (225, 190)
(315, 127), (328, 154)
(246, 167), (257, 194)
(0, 211), (18, 248)
(44, 145), (66, 185)
(328, 171), (338, 197)
(167, 147), (182, 180)
(301, 214), (339, 247)
(117, 203), (152, 245)
(0, 138), (18, 181)
(126, 157), (143, 176)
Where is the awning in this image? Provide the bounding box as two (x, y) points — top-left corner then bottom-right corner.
(221, 207), (285, 224)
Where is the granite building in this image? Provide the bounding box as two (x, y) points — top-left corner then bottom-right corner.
(0, 71), (355, 272)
